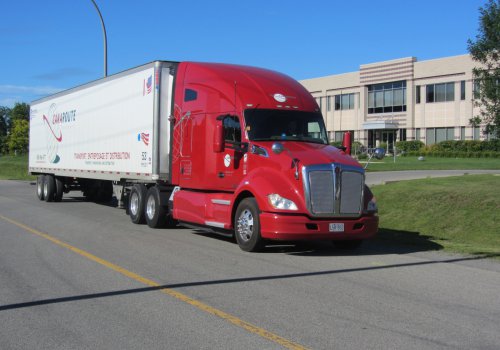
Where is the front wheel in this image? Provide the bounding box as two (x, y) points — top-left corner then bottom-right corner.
(234, 198), (264, 252)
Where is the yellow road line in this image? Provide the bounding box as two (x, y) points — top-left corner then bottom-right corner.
(0, 214), (307, 350)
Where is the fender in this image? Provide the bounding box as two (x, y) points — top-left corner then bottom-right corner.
(233, 167), (306, 214)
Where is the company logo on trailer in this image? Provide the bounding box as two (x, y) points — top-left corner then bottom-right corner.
(138, 132), (150, 146)
(143, 75), (152, 95)
(42, 103), (77, 164)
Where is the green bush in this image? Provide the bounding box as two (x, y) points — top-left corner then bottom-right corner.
(396, 140), (425, 152)
(329, 141), (342, 148)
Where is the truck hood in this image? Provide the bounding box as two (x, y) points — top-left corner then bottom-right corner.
(252, 141), (362, 168)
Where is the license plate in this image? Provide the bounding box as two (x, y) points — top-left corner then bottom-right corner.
(329, 223), (344, 232)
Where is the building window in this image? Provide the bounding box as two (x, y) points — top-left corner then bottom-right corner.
(473, 126), (480, 140)
(334, 93), (354, 111)
(399, 129), (407, 141)
(334, 131), (343, 141)
(367, 81), (406, 114)
(327, 96), (331, 111)
(473, 80), (480, 99)
(317, 97), (322, 110)
(425, 127), (455, 144)
(461, 126), (465, 140)
(415, 128), (421, 140)
(426, 82), (455, 103)
(460, 80), (466, 100)
(416, 85), (421, 104)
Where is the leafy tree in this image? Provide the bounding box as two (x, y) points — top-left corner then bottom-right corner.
(9, 102), (30, 122)
(468, 0), (500, 138)
(0, 106), (11, 154)
(7, 119), (29, 154)
(3, 102), (30, 154)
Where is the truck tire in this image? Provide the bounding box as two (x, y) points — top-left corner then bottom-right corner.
(145, 186), (167, 228)
(54, 177), (64, 202)
(234, 198), (264, 252)
(129, 184), (146, 224)
(44, 175), (56, 202)
(332, 240), (363, 250)
(36, 175), (45, 201)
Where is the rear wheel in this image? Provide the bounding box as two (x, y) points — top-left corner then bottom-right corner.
(43, 175), (56, 202)
(128, 184), (146, 224)
(145, 186), (167, 228)
(54, 177), (64, 202)
(36, 175), (45, 201)
(234, 198), (264, 252)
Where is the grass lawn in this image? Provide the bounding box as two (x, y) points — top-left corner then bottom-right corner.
(372, 174), (500, 257)
(0, 154), (35, 180)
(363, 156), (500, 171)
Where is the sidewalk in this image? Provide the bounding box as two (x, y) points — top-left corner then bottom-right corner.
(365, 170), (500, 186)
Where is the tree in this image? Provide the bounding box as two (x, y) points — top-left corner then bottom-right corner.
(6, 102), (30, 154)
(9, 102), (30, 122)
(7, 119), (29, 154)
(468, 0), (500, 138)
(0, 106), (11, 154)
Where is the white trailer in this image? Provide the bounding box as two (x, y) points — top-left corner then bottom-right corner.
(29, 61), (176, 206)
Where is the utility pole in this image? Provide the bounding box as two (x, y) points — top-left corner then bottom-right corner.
(90, 0), (108, 77)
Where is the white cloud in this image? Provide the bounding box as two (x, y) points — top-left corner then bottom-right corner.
(0, 97), (20, 107)
(0, 85), (63, 95)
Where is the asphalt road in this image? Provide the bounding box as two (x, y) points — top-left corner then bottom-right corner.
(1, 179), (500, 350)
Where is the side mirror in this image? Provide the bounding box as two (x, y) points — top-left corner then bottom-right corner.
(363, 147), (386, 169)
(213, 122), (224, 153)
(373, 147), (386, 159)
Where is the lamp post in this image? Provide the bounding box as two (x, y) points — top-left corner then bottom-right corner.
(90, 0), (107, 77)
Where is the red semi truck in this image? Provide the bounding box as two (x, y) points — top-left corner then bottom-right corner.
(29, 61), (382, 251)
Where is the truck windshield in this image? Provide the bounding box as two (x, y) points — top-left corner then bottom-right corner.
(244, 109), (328, 145)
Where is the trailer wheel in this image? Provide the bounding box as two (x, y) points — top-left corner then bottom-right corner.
(332, 240), (363, 250)
(54, 177), (64, 202)
(44, 175), (56, 202)
(129, 184), (146, 224)
(36, 175), (45, 201)
(234, 198), (264, 252)
(145, 186), (167, 228)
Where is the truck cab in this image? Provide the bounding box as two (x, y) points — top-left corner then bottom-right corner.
(170, 62), (379, 251)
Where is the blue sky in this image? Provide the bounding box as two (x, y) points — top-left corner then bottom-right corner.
(0, 0), (487, 107)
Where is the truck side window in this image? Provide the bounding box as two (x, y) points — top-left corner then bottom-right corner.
(184, 89), (198, 102)
(223, 116), (241, 143)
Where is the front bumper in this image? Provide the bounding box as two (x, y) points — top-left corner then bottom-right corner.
(259, 212), (379, 241)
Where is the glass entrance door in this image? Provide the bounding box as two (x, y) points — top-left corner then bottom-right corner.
(381, 130), (396, 153)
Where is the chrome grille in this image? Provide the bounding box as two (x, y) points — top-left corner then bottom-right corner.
(309, 171), (334, 214)
(339, 171), (363, 214)
(303, 164), (364, 217)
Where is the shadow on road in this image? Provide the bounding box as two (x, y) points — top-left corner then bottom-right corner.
(192, 227), (443, 257)
(0, 254), (495, 312)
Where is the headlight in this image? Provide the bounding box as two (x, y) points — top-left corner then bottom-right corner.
(268, 194), (298, 210)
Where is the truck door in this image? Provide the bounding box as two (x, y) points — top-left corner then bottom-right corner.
(215, 115), (246, 191)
